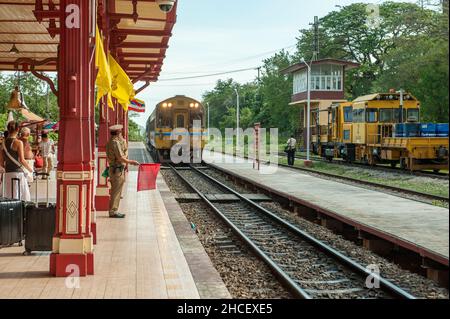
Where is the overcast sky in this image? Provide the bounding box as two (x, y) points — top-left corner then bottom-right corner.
(133, 0), (416, 127)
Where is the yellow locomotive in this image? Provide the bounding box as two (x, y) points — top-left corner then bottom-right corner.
(146, 95), (207, 162)
(312, 92), (449, 171)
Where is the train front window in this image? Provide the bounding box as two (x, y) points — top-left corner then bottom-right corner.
(407, 109), (420, 122)
(380, 109), (393, 123)
(393, 109), (408, 123)
(158, 112), (172, 127)
(177, 114), (185, 128)
(366, 108), (378, 123)
(352, 109), (365, 123)
(344, 107), (353, 122)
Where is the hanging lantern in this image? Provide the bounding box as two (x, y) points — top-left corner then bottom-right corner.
(6, 86), (28, 111)
(9, 44), (19, 55)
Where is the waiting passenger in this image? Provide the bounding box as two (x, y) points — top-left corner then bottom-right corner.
(37, 133), (55, 179)
(20, 127), (35, 171)
(0, 121), (33, 201)
(286, 135), (297, 166)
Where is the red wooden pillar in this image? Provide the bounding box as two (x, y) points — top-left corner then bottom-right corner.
(50, 0), (94, 277)
(95, 15), (111, 213)
(89, 38), (97, 244)
(95, 97), (110, 212)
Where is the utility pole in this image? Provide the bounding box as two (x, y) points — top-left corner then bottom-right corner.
(256, 66), (262, 114)
(234, 88), (240, 150)
(207, 102), (210, 140)
(301, 59), (312, 166)
(310, 16), (320, 61)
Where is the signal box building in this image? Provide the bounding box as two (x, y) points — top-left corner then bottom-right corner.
(282, 59), (360, 147)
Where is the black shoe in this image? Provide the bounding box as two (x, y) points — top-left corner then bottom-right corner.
(109, 213), (126, 218)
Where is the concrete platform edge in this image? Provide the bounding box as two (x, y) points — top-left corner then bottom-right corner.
(157, 176), (232, 299)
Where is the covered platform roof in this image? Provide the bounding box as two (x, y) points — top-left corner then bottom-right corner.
(0, 0), (177, 85)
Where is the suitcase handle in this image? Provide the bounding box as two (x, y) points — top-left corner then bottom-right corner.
(11, 177), (21, 201)
(34, 173), (50, 178)
(33, 173), (50, 208)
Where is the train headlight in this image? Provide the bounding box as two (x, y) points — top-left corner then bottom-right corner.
(163, 103), (168, 108)
(168, 103), (173, 107)
(195, 103), (199, 108)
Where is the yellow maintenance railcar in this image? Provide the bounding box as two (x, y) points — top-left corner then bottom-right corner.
(312, 93), (449, 171)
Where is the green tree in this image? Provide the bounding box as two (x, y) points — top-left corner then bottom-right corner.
(128, 118), (144, 142)
(296, 2), (438, 98)
(0, 72), (59, 121)
(258, 50), (297, 135)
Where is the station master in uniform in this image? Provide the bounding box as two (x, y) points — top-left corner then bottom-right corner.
(106, 124), (140, 218)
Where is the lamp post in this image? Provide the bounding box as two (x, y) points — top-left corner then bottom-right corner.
(234, 88), (240, 150)
(301, 58), (312, 165)
(207, 102), (210, 140)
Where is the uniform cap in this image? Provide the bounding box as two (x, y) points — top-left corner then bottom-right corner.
(109, 124), (123, 131)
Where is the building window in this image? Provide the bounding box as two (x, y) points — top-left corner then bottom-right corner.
(293, 64), (344, 94)
(293, 70), (308, 94)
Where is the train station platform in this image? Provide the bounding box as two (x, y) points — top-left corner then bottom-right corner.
(204, 152), (449, 267)
(0, 143), (230, 299)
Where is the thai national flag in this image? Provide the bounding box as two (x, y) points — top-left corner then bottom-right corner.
(129, 98), (146, 113)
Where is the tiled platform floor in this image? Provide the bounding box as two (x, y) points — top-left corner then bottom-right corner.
(0, 144), (230, 299)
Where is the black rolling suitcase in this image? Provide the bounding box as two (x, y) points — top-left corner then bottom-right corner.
(0, 177), (24, 248)
(24, 173), (56, 255)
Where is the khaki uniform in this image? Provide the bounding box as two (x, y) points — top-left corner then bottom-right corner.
(106, 136), (126, 216)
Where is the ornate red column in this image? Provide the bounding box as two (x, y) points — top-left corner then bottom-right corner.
(95, 96), (110, 212)
(50, 0), (94, 277)
(94, 10), (111, 213)
(89, 37), (97, 244)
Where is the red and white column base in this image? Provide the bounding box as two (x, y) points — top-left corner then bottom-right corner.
(51, 170), (95, 277)
(50, 237), (94, 277)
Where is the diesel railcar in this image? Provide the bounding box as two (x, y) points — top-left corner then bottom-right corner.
(145, 95), (207, 162)
(312, 92), (449, 171)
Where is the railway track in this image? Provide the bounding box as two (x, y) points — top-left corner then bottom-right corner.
(169, 164), (416, 299)
(274, 161), (449, 204)
(217, 151), (448, 204)
(280, 152), (449, 181)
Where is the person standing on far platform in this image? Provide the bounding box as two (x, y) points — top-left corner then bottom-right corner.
(37, 133), (55, 179)
(106, 125), (140, 219)
(286, 135), (297, 166)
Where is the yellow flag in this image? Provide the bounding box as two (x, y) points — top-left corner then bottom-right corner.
(95, 26), (114, 109)
(108, 53), (135, 112)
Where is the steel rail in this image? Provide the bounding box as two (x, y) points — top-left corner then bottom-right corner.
(275, 162), (449, 204)
(168, 164), (312, 299)
(282, 152), (449, 180)
(219, 151), (448, 203)
(189, 165), (417, 300)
